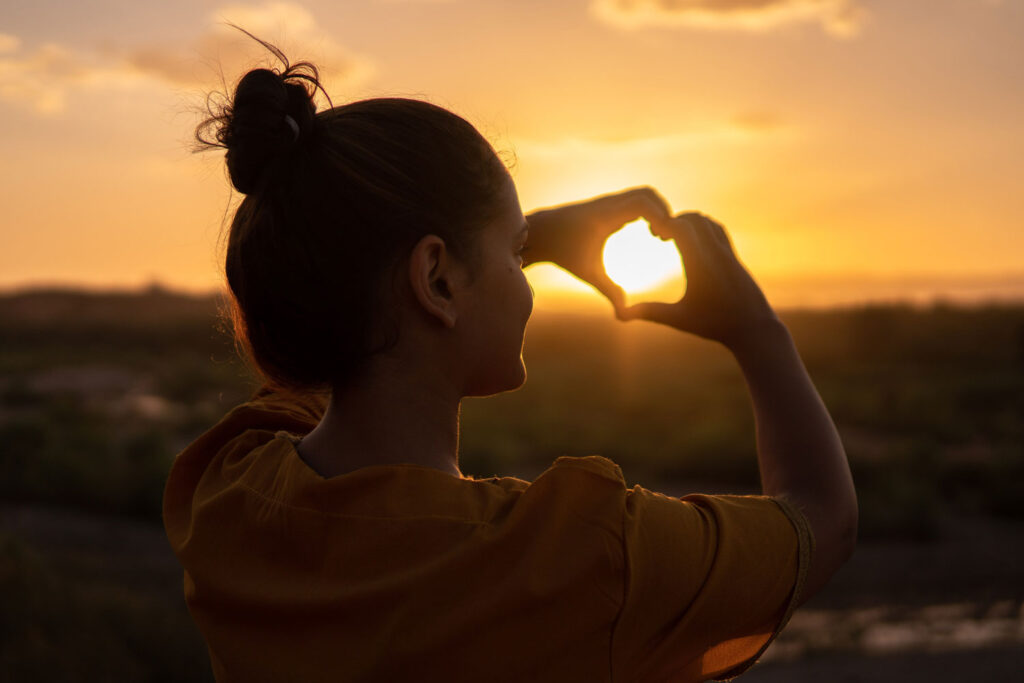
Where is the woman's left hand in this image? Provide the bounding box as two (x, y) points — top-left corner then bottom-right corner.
(524, 187), (673, 317)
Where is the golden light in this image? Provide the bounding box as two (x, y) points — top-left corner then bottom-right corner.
(602, 219), (684, 296)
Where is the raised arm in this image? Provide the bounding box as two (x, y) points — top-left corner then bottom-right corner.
(623, 212), (857, 603)
(523, 187), (672, 316)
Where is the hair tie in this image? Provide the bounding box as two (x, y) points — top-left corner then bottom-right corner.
(283, 114), (300, 142)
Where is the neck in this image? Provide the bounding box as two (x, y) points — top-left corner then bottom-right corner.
(296, 359), (463, 479)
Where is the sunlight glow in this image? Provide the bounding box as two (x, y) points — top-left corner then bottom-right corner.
(602, 219), (683, 294)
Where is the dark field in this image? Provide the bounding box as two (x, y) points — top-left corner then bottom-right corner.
(1, 286), (1023, 681)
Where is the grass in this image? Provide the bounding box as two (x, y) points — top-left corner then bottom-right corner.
(1, 289), (1022, 534)
(0, 287), (1022, 681)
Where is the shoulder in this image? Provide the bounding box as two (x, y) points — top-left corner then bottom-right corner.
(525, 455), (629, 513)
(543, 454), (626, 485)
(163, 384), (327, 533)
(500, 455), (628, 544)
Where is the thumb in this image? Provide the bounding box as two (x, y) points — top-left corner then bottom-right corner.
(620, 301), (680, 327)
(590, 275), (627, 318)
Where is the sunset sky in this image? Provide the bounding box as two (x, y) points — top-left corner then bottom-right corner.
(1, 0), (1021, 309)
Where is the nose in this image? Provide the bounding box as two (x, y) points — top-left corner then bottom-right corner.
(523, 281), (535, 322)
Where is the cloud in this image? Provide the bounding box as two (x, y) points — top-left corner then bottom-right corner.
(121, 2), (374, 89)
(517, 114), (791, 158)
(590, 0), (870, 38)
(0, 41), (152, 114)
(119, 3), (374, 91)
(0, 3), (373, 114)
(0, 34), (20, 54)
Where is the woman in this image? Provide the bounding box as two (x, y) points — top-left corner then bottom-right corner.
(164, 44), (857, 683)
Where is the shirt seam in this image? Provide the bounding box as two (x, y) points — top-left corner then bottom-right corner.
(608, 487), (629, 683)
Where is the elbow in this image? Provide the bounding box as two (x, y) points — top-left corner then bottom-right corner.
(825, 477), (859, 568)
(798, 482), (859, 564)
(790, 488), (858, 605)
(797, 501), (858, 605)
(825, 493), (859, 574)
(836, 503), (858, 566)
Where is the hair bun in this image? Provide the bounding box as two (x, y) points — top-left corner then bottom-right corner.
(191, 62), (318, 195)
(221, 68), (316, 194)
(194, 29), (328, 194)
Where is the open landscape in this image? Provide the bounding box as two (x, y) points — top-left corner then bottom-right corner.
(4, 0), (1023, 679)
(1, 286), (1023, 681)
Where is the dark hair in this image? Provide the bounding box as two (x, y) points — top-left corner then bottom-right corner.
(196, 33), (511, 393)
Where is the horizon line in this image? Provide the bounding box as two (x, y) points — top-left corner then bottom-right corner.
(4, 276), (1024, 314)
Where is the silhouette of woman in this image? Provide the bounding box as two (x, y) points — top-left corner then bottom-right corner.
(164, 36), (857, 683)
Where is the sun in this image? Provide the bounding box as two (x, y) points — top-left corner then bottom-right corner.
(602, 219), (683, 296)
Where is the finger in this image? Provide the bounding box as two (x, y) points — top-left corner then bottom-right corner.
(651, 214), (702, 273)
(599, 186), (673, 230)
(590, 274), (627, 316)
(702, 214), (734, 252)
(650, 210), (697, 239)
(681, 213), (731, 263)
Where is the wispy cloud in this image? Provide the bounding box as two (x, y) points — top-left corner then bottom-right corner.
(590, 0), (870, 39)
(0, 2), (373, 114)
(141, 2), (374, 87)
(517, 114), (793, 158)
(0, 41), (152, 114)
(0, 34), (20, 54)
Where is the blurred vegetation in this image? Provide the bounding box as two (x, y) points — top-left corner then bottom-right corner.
(0, 529), (212, 682)
(0, 286), (1022, 680)
(1, 287), (1022, 537)
(463, 301), (1024, 542)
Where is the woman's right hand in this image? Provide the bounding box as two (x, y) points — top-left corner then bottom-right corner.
(626, 212), (859, 604)
(621, 212), (780, 350)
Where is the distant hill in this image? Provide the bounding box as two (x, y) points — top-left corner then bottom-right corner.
(2, 285), (1024, 373)
(0, 285), (225, 327)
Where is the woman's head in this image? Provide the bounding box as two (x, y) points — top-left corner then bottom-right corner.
(199, 41), (532, 396)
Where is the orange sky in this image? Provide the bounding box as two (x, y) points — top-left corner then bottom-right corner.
(1, 0), (1021, 309)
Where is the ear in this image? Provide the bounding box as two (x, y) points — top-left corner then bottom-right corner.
(408, 234), (460, 329)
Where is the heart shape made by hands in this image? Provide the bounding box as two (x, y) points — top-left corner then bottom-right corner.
(602, 219), (686, 306)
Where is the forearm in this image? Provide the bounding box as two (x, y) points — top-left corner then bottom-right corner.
(729, 318), (857, 598)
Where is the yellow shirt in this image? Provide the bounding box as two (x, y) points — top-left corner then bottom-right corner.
(163, 385), (813, 683)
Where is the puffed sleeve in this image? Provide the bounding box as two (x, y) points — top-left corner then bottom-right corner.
(610, 488), (813, 682)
